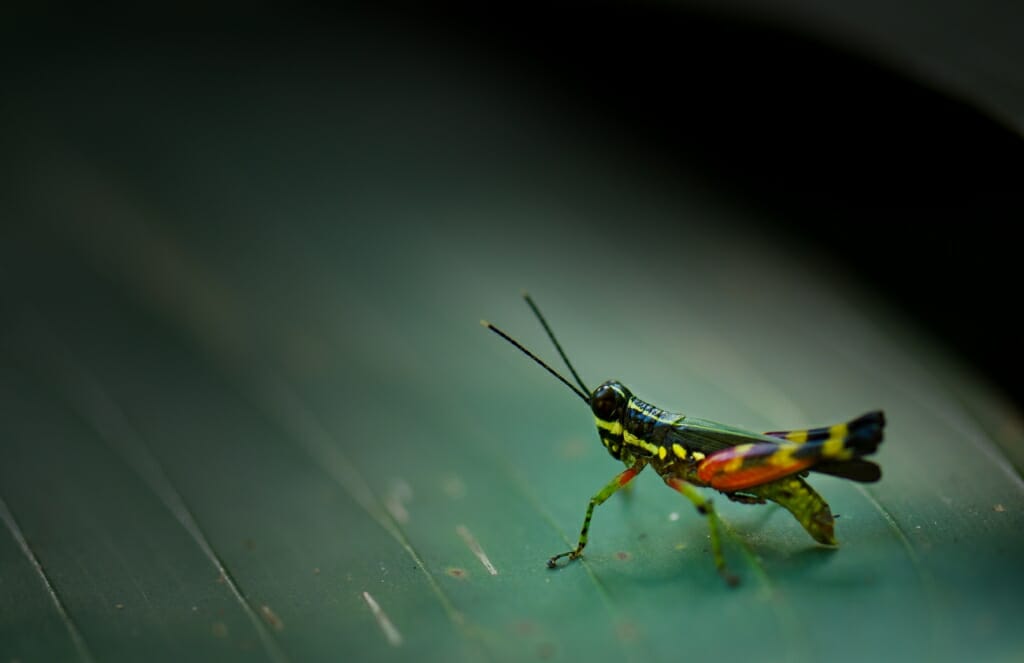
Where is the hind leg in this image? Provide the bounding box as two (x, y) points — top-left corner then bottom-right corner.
(747, 476), (837, 545)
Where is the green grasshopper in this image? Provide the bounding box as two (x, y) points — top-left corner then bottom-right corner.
(483, 294), (885, 585)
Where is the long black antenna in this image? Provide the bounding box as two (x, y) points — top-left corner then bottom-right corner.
(522, 293), (590, 396)
(481, 320), (590, 404)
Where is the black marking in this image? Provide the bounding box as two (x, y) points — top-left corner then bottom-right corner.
(726, 493), (766, 505)
(814, 459), (882, 482)
(844, 411), (886, 455)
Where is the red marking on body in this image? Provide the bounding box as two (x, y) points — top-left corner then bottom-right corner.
(697, 454), (815, 491)
(664, 477), (685, 491)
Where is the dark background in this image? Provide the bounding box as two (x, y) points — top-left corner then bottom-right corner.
(5, 2), (1023, 409)
(411, 2), (1024, 409)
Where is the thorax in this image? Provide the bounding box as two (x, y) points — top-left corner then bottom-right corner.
(622, 398), (698, 471)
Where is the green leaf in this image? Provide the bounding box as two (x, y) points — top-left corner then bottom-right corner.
(3, 11), (1024, 663)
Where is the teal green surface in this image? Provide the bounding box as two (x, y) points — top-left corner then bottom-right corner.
(3, 25), (1024, 663)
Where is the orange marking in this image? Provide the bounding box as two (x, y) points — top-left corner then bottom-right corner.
(665, 476), (685, 491)
(618, 468), (639, 486)
(700, 461), (815, 491)
(697, 445), (815, 491)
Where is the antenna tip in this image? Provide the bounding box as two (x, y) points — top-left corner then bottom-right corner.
(479, 319), (492, 328)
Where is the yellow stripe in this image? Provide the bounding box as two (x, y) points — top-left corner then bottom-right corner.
(658, 446), (667, 460)
(626, 399), (686, 426)
(823, 438), (843, 456)
(595, 418), (623, 436)
(823, 438), (853, 460)
(769, 444), (797, 467)
(723, 443), (753, 472)
(786, 429), (808, 443)
(691, 451), (706, 461)
(823, 423), (851, 459)
(623, 430), (660, 455)
(672, 443), (687, 460)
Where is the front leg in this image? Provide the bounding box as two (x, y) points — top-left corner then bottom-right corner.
(547, 462), (646, 568)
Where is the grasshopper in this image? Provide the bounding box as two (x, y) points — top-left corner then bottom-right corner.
(483, 294), (885, 585)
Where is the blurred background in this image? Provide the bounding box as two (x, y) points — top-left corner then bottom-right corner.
(6, 1), (1023, 408)
(2, 2), (1024, 662)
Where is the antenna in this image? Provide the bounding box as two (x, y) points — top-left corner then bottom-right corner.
(522, 293), (590, 397)
(481, 320), (590, 404)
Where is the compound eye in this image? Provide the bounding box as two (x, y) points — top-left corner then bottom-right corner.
(591, 385), (619, 420)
